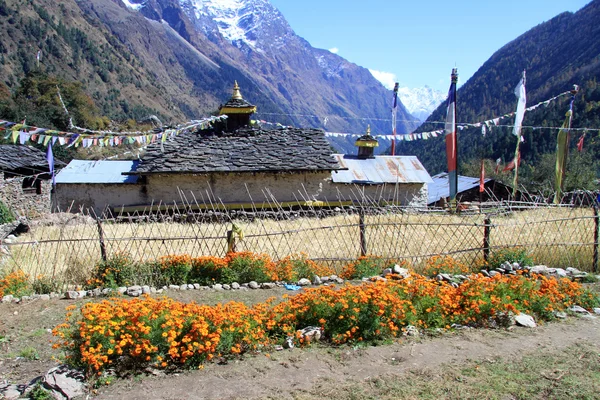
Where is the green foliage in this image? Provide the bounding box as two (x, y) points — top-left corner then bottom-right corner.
(0, 199), (15, 224)
(340, 256), (399, 279)
(188, 256), (228, 286)
(486, 247), (534, 269)
(86, 252), (137, 289)
(32, 275), (60, 294)
(29, 383), (52, 400)
(223, 252), (273, 284)
(19, 346), (39, 361)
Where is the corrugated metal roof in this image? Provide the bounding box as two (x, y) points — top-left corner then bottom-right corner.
(331, 155), (433, 184)
(427, 173), (491, 204)
(56, 160), (139, 184)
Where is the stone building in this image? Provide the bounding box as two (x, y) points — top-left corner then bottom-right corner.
(0, 145), (63, 218)
(54, 83), (432, 214)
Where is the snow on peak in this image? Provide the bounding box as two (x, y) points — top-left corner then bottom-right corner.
(179, 0), (287, 51)
(398, 86), (446, 122)
(121, 0), (146, 11)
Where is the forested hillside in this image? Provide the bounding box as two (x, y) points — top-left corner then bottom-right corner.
(396, 0), (600, 193)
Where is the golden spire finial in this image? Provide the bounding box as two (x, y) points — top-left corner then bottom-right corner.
(232, 81), (243, 100)
(366, 125), (371, 136)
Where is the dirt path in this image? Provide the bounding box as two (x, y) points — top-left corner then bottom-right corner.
(95, 316), (600, 400)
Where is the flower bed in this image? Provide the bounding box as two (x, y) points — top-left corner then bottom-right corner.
(53, 272), (599, 376)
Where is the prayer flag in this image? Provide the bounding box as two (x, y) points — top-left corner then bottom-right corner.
(479, 159), (485, 193)
(512, 71), (526, 197)
(46, 142), (55, 187)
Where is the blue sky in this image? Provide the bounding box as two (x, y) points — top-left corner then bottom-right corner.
(269, 0), (590, 92)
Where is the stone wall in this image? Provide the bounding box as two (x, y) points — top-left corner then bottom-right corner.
(52, 171), (430, 214)
(0, 177), (51, 218)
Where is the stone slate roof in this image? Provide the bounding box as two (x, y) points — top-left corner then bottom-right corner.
(130, 127), (342, 175)
(220, 98), (255, 109)
(0, 145), (64, 174)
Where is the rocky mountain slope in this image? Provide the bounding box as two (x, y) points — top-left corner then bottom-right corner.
(0, 0), (417, 137)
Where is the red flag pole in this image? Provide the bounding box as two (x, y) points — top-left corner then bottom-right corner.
(391, 82), (399, 156)
(445, 68), (459, 206)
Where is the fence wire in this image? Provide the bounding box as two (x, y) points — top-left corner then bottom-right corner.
(1, 192), (599, 289)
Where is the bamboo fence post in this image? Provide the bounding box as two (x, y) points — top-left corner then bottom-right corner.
(483, 216), (492, 263)
(359, 209), (367, 257)
(96, 218), (107, 262)
(593, 206), (599, 273)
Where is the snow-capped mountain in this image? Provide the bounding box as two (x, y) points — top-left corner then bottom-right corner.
(179, 0), (292, 52)
(84, 0), (418, 134)
(398, 86), (447, 122)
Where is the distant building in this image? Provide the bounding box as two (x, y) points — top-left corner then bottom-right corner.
(54, 160), (140, 213)
(427, 172), (514, 207)
(331, 126), (432, 207)
(0, 145), (64, 217)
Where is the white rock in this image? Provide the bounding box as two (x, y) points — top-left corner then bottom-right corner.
(554, 268), (568, 278)
(248, 281), (259, 289)
(569, 305), (590, 314)
(43, 365), (85, 400)
(212, 284), (223, 291)
(168, 284), (180, 290)
(193, 283), (201, 290)
(515, 314), (537, 328)
(64, 291), (79, 300)
(261, 282), (276, 289)
(117, 287), (127, 294)
(141, 285), (151, 294)
(1, 295), (14, 303)
(312, 275), (322, 285)
(382, 268), (392, 277)
(593, 308), (600, 315)
(297, 278), (311, 286)
(0, 384), (21, 400)
(222, 284), (231, 290)
(530, 265), (549, 274)
(231, 282), (240, 290)
(40, 294), (50, 301)
(404, 325), (419, 336)
(393, 265), (411, 278)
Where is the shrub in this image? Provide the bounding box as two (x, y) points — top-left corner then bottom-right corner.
(422, 255), (473, 277)
(86, 252), (136, 289)
(222, 252), (274, 284)
(0, 199), (15, 224)
(158, 255), (192, 286)
(485, 247), (534, 270)
(188, 256), (229, 285)
(0, 270), (32, 297)
(32, 274), (60, 294)
(274, 254), (335, 282)
(340, 256), (399, 280)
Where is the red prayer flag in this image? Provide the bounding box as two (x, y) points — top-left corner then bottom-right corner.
(479, 159), (485, 193)
(577, 135), (584, 152)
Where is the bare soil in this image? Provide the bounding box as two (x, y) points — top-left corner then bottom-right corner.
(0, 286), (598, 400)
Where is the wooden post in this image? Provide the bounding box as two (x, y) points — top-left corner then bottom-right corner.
(227, 230), (236, 253)
(359, 209), (367, 257)
(593, 207), (599, 273)
(96, 218), (107, 262)
(483, 216), (491, 263)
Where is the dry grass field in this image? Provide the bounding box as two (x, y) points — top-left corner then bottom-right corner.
(1, 205), (596, 285)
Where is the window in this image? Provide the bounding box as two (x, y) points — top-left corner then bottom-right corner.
(22, 177), (42, 195)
